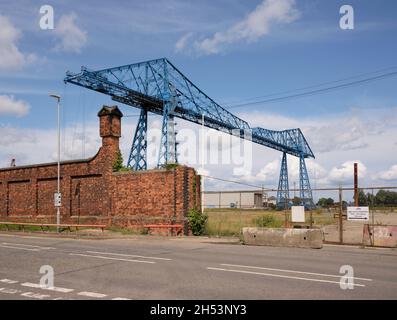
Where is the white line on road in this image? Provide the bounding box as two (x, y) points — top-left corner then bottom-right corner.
(0, 279), (18, 284)
(207, 267), (366, 287)
(220, 264), (373, 281)
(86, 251), (172, 261)
(2, 242), (55, 250)
(69, 253), (156, 264)
(0, 287), (21, 294)
(112, 297), (132, 300)
(21, 292), (51, 299)
(21, 282), (74, 293)
(0, 244), (39, 251)
(78, 291), (107, 298)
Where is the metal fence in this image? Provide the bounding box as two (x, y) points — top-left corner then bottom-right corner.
(203, 184), (397, 247)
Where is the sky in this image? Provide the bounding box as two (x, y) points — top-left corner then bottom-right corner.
(0, 0), (397, 200)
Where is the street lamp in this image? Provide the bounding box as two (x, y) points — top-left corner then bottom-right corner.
(49, 94), (61, 232)
(200, 113), (205, 215)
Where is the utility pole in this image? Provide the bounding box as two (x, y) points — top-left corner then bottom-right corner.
(50, 94), (61, 232)
(354, 162), (358, 206)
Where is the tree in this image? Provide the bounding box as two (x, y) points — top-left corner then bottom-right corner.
(292, 197), (301, 206)
(357, 189), (368, 206)
(317, 198), (327, 207)
(326, 198), (334, 206)
(113, 150), (124, 172)
(375, 189), (397, 206)
(317, 197), (334, 208)
(366, 192), (375, 206)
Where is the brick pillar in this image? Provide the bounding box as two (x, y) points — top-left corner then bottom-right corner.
(97, 105), (123, 166)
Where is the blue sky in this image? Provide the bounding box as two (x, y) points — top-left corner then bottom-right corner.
(1, 0), (397, 196)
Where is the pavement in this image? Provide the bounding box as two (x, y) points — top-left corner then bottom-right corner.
(0, 231), (396, 300)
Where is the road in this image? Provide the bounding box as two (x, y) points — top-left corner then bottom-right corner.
(0, 232), (396, 300)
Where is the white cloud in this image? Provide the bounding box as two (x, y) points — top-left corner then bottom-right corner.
(0, 15), (36, 70)
(376, 165), (397, 181)
(241, 110), (395, 155)
(175, 32), (193, 52)
(328, 160), (367, 184)
(54, 13), (87, 53)
(181, 0), (299, 55)
(0, 95), (30, 117)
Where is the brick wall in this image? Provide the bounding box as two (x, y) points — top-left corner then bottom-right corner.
(0, 105), (200, 234)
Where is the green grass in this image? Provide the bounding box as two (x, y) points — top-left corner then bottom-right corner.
(0, 224), (62, 232)
(205, 208), (336, 236)
(205, 209), (285, 236)
(106, 226), (147, 235)
(0, 224), (102, 233)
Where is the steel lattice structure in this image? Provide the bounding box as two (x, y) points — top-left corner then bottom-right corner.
(65, 58), (315, 208)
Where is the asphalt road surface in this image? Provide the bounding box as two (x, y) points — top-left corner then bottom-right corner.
(0, 232), (396, 300)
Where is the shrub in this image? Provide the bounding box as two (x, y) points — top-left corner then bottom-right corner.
(187, 208), (208, 236)
(164, 163), (180, 170)
(113, 150), (131, 172)
(253, 214), (283, 228)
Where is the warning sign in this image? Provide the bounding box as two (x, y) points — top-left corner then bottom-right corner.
(347, 206), (369, 221)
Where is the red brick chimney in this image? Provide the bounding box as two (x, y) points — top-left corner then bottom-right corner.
(97, 105), (123, 159)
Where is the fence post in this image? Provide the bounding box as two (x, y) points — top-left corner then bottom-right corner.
(339, 187), (343, 244)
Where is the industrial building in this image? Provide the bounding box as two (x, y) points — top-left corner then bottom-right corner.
(203, 190), (277, 209)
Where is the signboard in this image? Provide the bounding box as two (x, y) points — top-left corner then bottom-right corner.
(291, 206), (305, 223)
(54, 193), (62, 207)
(347, 206), (369, 221)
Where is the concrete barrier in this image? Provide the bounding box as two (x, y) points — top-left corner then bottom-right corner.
(363, 225), (397, 247)
(242, 227), (323, 249)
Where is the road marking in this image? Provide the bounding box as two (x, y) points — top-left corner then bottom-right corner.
(220, 264), (373, 281)
(21, 282), (74, 293)
(112, 297), (132, 300)
(78, 291), (107, 298)
(207, 267), (366, 287)
(2, 242), (55, 250)
(0, 244), (39, 251)
(69, 253), (155, 264)
(0, 279), (18, 284)
(0, 287), (21, 294)
(21, 291), (51, 299)
(86, 251), (172, 261)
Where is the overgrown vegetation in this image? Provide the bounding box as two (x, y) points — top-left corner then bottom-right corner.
(187, 208), (208, 236)
(253, 214), (283, 228)
(164, 163), (180, 170)
(205, 208), (336, 236)
(113, 150), (131, 172)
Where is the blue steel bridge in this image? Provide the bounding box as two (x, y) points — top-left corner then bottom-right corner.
(65, 58), (314, 208)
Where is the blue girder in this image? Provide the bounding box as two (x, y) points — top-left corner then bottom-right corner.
(65, 58), (314, 159)
(65, 58), (315, 207)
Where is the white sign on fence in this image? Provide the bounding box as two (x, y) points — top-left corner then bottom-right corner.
(291, 206), (305, 223)
(347, 206), (369, 221)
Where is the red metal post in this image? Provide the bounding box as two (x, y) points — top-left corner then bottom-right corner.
(354, 162), (358, 206)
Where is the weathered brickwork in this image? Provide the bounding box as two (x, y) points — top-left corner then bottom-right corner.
(0, 106), (200, 234)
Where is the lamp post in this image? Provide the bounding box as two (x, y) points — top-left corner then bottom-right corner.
(201, 113), (205, 215)
(49, 94), (61, 232)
